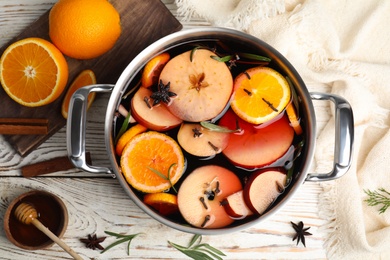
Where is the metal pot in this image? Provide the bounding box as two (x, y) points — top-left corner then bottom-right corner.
(67, 27), (354, 235)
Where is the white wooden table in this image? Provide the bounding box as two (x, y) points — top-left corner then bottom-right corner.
(0, 1), (332, 259)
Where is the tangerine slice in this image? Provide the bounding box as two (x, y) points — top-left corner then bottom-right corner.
(121, 131), (185, 193)
(141, 52), (170, 88)
(0, 37), (68, 107)
(61, 69), (96, 119)
(231, 66), (291, 124)
(143, 193), (179, 216)
(115, 123), (148, 156)
(286, 102), (303, 135)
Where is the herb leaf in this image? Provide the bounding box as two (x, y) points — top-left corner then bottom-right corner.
(210, 55), (234, 63)
(237, 52), (271, 62)
(169, 234), (225, 260)
(101, 231), (142, 255)
(148, 163), (178, 193)
(285, 139), (305, 186)
(190, 46), (202, 62)
(364, 188), (390, 214)
(200, 121), (240, 133)
(115, 110), (132, 144)
(122, 81), (141, 100)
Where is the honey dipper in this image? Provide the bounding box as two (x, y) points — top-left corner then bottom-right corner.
(14, 203), (83, 260)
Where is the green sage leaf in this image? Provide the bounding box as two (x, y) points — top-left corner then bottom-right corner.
(210, 55), (233, 63)
(200, 121), (240, 133)
(169, 235), (225, 260)
(147, 164), (178, 193)
(188, 234), (202, 248)
(237, 52), (271, 62)
(101, 231), (142, 255)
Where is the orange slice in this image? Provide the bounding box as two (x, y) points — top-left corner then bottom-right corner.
(61, 69), (96, 118)
(0, 37), (68, 107)
(121, 131), (185, 193)
(144, 193), (179, 216)
(141, 52), (170, 88)
(115, 123), (148, 156)
(286, 102), (303, 135)
(231, 67), (291, 124)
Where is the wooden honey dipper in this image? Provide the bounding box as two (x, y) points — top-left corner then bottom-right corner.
(14, 203), (83, 260)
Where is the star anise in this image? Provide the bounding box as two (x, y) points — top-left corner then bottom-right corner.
(80, 234), (106, 250)
(291, 221), (312, 247)
(150, 80), (177, 106)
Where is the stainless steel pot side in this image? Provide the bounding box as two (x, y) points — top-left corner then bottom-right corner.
(66, 27), (354, 235)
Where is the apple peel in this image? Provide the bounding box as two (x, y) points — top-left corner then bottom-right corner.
(243, 169), (287, 215)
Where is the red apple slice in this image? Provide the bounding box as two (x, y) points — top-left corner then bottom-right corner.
(222, 190), (253, 219)
(177, 123), (230, 157)
(131, 87), (182, 131)
(159, 49), (233, 122)
(219, 109), (294, 169)
(243, 168), (286, 215)
(177, 165), (242, 228)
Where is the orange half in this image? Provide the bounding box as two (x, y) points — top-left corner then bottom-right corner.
(0, 37), (68, 107)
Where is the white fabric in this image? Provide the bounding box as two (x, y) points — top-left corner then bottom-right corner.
(175, 0), (390, 259)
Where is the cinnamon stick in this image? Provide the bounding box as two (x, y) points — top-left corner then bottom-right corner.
(21, 152), (92, 177)
(0, 118), (49, 135)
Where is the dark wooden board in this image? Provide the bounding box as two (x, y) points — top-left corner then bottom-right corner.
(0, 0), (182, 156)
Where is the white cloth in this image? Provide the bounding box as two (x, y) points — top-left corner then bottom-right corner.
(175, 0), (390, 259)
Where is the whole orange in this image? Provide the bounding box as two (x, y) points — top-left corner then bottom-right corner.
(49, 0), (121, 60)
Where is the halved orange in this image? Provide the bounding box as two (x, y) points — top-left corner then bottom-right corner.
(120, 131), (185, 193)
(141, 52), (170, 88)
(231, 67), (291, 124)
(115, 123), (148, 156)
(0, 37), (68, 107)
(61, 69), (96, 118)
(144, 192), (179, 216)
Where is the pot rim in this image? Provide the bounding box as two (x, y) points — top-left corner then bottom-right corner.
(104, 27), (317, 235)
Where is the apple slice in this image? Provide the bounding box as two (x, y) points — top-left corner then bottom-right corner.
(177, 123), (230, 157)
(243, 168), (286, 215)
(131, 87), (182, 131)
(219, 109), (294, 169)
(177, 165), (242, 228)
(222, 190), (253, 219)
(159, 49), (233, 122)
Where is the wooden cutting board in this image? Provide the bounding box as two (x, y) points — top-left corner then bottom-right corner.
(0, 0), (182, 156)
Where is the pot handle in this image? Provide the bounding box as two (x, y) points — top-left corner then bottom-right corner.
(305, 92), (354, 181)
(67, 84), (115, 174)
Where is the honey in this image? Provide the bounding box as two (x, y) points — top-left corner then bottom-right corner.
(4, 191), (67, 249)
